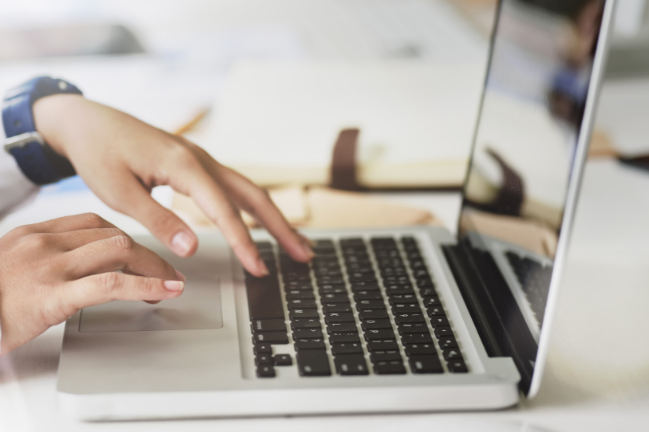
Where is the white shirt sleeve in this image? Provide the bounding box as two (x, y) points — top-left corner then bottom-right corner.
(0, 120), (40, 220)
(0, 120), (41, 354)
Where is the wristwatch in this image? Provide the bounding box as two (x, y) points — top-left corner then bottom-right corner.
(2, 76), (82, 185)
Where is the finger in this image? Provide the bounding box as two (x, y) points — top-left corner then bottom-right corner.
(64, 272), (184, 311)
(44, 227), (130, 252)
(174, 167), (269, 276)
(207, 161), (313, 262)
(16, 213), (116, 235)
(62, 234), (182, 281)
(100, 173), (199, 258)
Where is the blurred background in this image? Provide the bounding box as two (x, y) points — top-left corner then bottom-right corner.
(1, 0), (649, 230)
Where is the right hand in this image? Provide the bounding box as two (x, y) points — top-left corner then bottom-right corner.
(0, 213), (185, 355)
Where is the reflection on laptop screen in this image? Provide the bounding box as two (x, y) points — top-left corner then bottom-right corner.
(457, 0), (605, 374)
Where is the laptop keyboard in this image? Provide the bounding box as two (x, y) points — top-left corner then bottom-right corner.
(245, 236), (468, 378)
(505, 251), (552, 326)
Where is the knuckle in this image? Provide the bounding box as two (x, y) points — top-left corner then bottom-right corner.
(169, 144), (197, 168)
(111, 235), (134, 252)
(24, 233), (51, 250)
(98, 272), (122, 296)
(79, 213), (107, 228)
(141, 277), (157, 296)
(9, 224), (35, 238)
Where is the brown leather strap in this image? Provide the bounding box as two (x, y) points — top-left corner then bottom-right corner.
(329, 128), (361, 191)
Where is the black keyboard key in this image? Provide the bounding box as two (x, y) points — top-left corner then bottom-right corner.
(290, 318), (322, 329)
(361, 319), (393, 330)
(404, 343), (437, 356)
(348, 275), (377, 283)
(319, 286), (347, 294)
(294, 338), (326, 350)
(334, 354), (369, 376)
(253, 344), (273, 355)
(438, 336), (458, 348)
(442, 348), (463, 360)
(297, 350), (332, 376)
(317, 277), (345, 285)
(391, 303), (421, 313)
(447, 358), (468, 373)
(388, 295), (419, 305)
(434, 326), (454, 338)
(322, 303), (353, 313)
(393, 312), (426, 324)
(366, 339), (399, 351)
(373, 360), (406, 375)
(401, 333), (433, 344)
(331, 343), (364, 355)
(418, 287), (437, 298)
(429, 316), (449, 327)
(356, 300), (386, 310)
(416, 277), (434, 288)
(285, 291), (315, 300)
(255, 354), (274, 365)
(274, 354), (293, 366)
(354, 292), (384, 301)
(251, 319), (287, 333)
(284, 281), (313, 290)
(424, 297), (441, 307)
(320, 293), (351, 303)
(358, 309), (389, 320)
(409, 355), (444, 374)
(246, 276), (284, 320)
(327, 322), (358, 333)
(329, 332), (360, 343)
(325, 312), (356, 323)
(397, 323), (429, 334)
(256, 365), (276, 378)
(287, 299), (317, 309)
(350, 282), (380, 291)
(427, 306), (445, 317)
(290, 309), (320, 319)
(293, 328), (324, 338)
(384, 286), (414, 296)
(253, 332), (289, 344)
(364, 329), (395, 340)
(319, 283), (346, 291)
(370, 350), (402, 363)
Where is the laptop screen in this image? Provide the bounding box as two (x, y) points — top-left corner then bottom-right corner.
(456, 0), (608, 391)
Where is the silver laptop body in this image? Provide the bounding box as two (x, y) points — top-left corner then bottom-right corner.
(57, 0), (616, 420)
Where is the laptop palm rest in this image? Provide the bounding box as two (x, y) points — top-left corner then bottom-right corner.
(78, 279), (223, 333)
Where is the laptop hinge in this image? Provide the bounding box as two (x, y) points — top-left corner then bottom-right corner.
(442, 243), (534, 394)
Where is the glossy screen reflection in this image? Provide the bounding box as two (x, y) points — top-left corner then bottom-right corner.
(459, 0), (605, 338)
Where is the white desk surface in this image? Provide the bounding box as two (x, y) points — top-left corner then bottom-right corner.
(1, 158), (649, 432)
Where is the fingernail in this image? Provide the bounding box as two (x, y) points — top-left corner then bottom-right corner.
(175, 269), (186, 282)
(171, 232), (193, 256)
(257, 258), (270, 276)
(164, 280), (185, 292)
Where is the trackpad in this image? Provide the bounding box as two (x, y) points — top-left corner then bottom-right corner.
(79, 280), (223, 333)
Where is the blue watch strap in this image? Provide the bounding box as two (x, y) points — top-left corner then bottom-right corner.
(3, 76), (82, 185)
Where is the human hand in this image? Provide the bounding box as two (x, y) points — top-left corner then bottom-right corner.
(33, 95), (313, 277)
(0, 213), (185, 355)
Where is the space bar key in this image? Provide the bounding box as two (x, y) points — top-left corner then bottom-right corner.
(246, 278), (285, 320)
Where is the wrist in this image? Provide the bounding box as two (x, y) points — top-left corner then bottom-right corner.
(32, 94), (85, 158)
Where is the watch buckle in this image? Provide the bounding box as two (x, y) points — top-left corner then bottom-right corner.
(3, 131), (44, 153)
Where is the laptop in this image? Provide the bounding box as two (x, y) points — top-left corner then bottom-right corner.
(57, 0), (616, 420)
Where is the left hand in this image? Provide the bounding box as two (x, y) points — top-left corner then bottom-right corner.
(33, 95), (313, 277)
